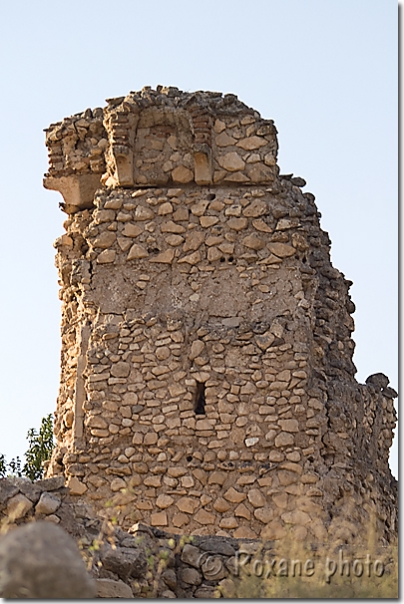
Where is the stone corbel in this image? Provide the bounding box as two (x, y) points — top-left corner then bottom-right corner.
(44, 173), (101, 213)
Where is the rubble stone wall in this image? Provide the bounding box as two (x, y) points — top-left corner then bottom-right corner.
(43, 87), (397, 544)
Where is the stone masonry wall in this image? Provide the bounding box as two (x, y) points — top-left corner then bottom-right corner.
(43, 87), (397, 545)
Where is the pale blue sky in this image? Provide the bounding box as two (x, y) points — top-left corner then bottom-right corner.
(0, 0), (397, 477)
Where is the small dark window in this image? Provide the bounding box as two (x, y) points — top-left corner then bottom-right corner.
(186, 455), (193, 462)
(228, 256), (234, 263)
(194, 382), (206, 415)
(207, 193), (216, 200)
(220, 256), (226, 263)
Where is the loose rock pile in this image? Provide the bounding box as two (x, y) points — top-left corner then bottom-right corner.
(0, 476), (280, 598)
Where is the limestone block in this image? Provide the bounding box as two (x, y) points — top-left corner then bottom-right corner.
(245, 437), (259, 447)
(176, 497), (199, 514)
(208, 471), (226, 485)
(223, 487), (246, 503)
(267, 242), (296, 258)
(127, 243), (148, 260)
(224, 171), (250, 183)
(280, 461), (303, 475)
(117, 211), (132, 222)
(264, 152), (276, 165)
(97, 249), (116, 263)
(256, 331), (276, 350)
(267, 450), (283, 464)
(243, 200), (267, 217)
(275, 432), (295, 447)
(195, 419), (215, 430)
(219, 517), (238, 529)
(252, 218), (272, 232)
(168, 466), (187, 477)
(172, 165), (193, 183)
(272, 493), (288, 509)
(254, 506), (274, 524)
(227, 217), (248, 231)
(213, 497), (231, 512)
(247, 489), (266, 508)
(35, 492), (61, 515)
(7, 494), (33, 520)
(156, 495), (174, 509)
(172, 512), (189, 527)
(205, 235), (224, 246)
(248, 164), (275, 182)
(96, 579), (134, 598)
(214, 119), (226, 133)
(122, 223), (142, 237)
(277, 470), (299, 486)
(111, 361), (130, 377)
(178, 250), (201, 265)
(93, 231), (116, 248)
(208, 246), (222, 261)
(134, 206), (154, 221)
(218, 152), (245, 172)
(67, 477), (87, 495)
(117, 236), (132, 251)
(278, 419), (299, 433)
(183, 230), (205, 251)
(200, 215), (219, 227)
(215, 132), (237, 146)
(150, 511), (168, 526)
(110, 478), (126, 492)
(237, 136), (267, 150)
(190, 200), (210, 216)
(165, 234), (184, 246)
(158, 202), (173, 215)
(173, 206), (189, 222)
(233, 526), (257, 539)
(149, 249), (175, 263)
(190, 339), (205, 360)
(161, 220), (186, 233)
(234, 503), (251, 519)
(242, 234), (265, 250)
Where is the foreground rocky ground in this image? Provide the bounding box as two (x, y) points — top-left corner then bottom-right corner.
(0, 475), (397, 598)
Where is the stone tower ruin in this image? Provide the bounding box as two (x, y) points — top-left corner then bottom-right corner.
(44, 87), (397, 543)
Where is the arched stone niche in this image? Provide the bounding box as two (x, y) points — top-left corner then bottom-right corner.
(133, 107), (196, 186)
(106, 103), (213, 188)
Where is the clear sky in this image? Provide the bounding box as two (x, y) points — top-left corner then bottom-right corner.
(0, 0), (397, 478)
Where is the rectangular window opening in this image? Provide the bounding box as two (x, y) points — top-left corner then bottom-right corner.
(194, 382), (206, 415)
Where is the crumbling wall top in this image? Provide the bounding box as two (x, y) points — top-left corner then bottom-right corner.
(44, 87), (278, 213)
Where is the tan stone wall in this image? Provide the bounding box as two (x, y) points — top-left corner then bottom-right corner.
(44, 87), (397, 544)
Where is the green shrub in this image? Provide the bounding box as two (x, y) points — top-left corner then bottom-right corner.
(0, 414), (54, 481)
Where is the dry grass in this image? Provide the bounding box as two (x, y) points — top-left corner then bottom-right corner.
(217, 531), (398, 599)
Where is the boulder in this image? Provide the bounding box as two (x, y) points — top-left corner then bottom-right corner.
(0, 521), (95, 598)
